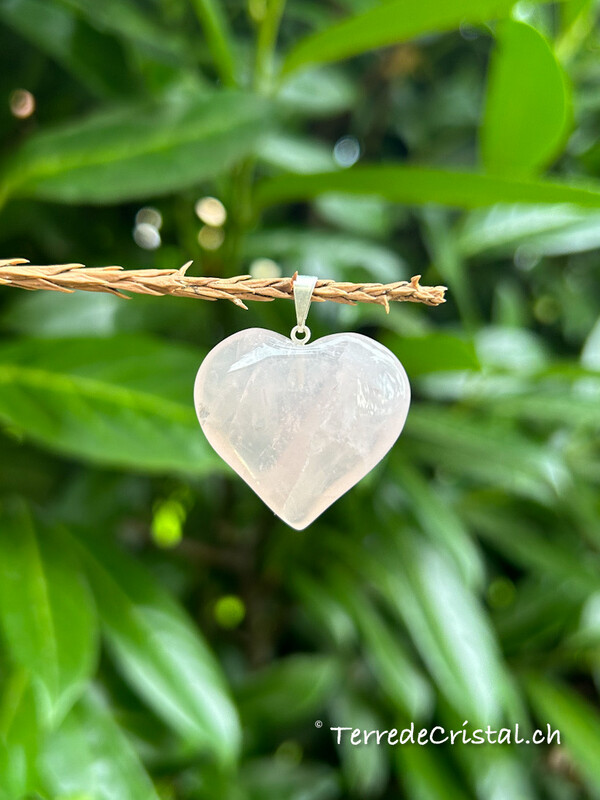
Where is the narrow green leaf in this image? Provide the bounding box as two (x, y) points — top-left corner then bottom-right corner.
(0, 336), (218, 474)
(7, 90), (270, 204)
(256, 133), (336, 174)
(41, 688), (161, 800)
(278, 66), (356, 116)
(476, 390), (600, 430)
(518, 214), (600, 256)
(557, 0), (594, 60)
(456, 205), (599, 258)
(256, 165), (600, 210)
(405, 405), (569, 504)
(315, 194), (394, 238)
(493, 575), (583, 656)
(561, 0), (593, 31)
(453, 743), (538, 800)
(238, 655), (339, 728)
(365, 536), (511, 725)
(341, 587), (434, 719)
(75, 534), (241, 764)
(329, 692), (388, 797)
(282, 0), (551, 74)
(481, 21), (571, 176)
(464, 504), (600, 595)
(0, 504), (97, 725)
(392, 458), (484, 590)
(241, 758), (341, 800)
(292, 573), (358, 649)
(525, 676), (600, 795)
(396, 744), (471, 800)
(0, 670), (41, 800)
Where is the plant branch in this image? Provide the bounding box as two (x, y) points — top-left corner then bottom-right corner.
(254, 0), (287, 93)
(190, 0), (237, 86)
(0, 259), (446, 309)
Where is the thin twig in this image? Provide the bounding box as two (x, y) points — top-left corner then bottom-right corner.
(0, 258), (446, 310)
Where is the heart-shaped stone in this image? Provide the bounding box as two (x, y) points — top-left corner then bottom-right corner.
(194, 328), (410, 529)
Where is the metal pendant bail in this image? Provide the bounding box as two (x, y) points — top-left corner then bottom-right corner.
(291, 274), (317, 344)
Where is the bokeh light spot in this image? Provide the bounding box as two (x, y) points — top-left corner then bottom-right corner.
(151, 499), (186, 548)
(333, 135), (361, 168)
(214, 595), (246, 629)
(195, 196), (227, 227)
(198, 225), (225, 251)
(135, 207), (163, 230)
(133, 223), (161, 250)
(10, 89), (35, 119)
(249, 258), (281, 278)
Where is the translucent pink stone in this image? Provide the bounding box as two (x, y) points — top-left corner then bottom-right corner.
(194, 329), (410, 530)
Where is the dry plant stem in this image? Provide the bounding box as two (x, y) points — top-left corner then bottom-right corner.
(0, 258), (446, 310)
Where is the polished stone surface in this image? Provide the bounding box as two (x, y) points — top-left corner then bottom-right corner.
(194, 329), (410, 529)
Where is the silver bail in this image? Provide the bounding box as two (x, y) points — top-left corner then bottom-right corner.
(291, 274), (317, 344)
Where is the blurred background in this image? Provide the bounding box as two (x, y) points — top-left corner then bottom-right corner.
(1, 0), (600, 797)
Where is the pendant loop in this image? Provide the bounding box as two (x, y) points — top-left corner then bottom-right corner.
(292, 274), (317, 344)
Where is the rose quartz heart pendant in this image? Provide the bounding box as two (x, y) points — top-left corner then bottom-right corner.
(194, 328), (410, 529)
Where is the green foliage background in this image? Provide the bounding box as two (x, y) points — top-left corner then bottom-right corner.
(0, 0), (600, 797)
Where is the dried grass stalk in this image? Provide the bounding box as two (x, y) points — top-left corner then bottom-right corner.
(0, 258), (446, 310)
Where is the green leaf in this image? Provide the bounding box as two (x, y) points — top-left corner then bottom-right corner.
(560, 0), (593, 32)
(391, 458), (484, 590)
(7, 90), (270, 204)
(0, 503), (97, 724)
(516, 214), (600, 256)
(257, 133), (336, 174)
(384, 333), (480, 377)
(277, 67), (357, 116)
(0, 336), (219, 474)
(292, 573), (358, 650)
(241, 759), (341, 800)
(456, 205), (600, 257)
(340, 585), (434, 719)
(464, 503), (600, 595)
(396, 744), (470, 800)
(2, 290), (122, 338)
(315, 194), (395, 238)
(256, 165), (600, 211)
(0, 0), (137, 98)
(282, 0), (551, 74)
(238, 655), (339, 728)
(475, 390), (600, 430)
(75, 534), (241, 764)
(41, 687), (161, 800)
(0, 670), (41, 800)
(245, 228), (405, 282)
(329, 692), (388, 797)
(55, 0), (191, 66)
(476, 326), (549, 373)
(481, 21), (571, 176)
(525, 676), (600, 796)
(405, 405), (569, 504)
(557, 0), (594, 60)
(364, 536), (512, 725)
(453, 743), (537, 800)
